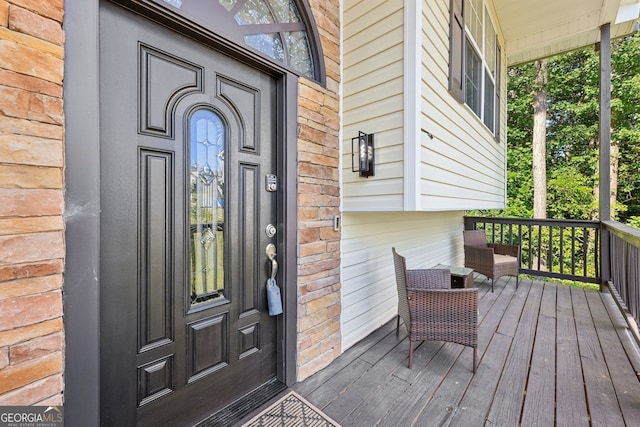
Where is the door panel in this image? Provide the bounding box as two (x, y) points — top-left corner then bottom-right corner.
(99, 2), (279, 425)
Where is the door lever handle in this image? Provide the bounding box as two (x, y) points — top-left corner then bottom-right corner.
(266, 243), (278, 280)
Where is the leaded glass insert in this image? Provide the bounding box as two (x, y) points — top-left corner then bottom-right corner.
(189, 109), (225, 305)
(285, 31), (312, 77)
(234, 0), (275, 25)
(271, 0), (301, 23)
(219, 0), (237, 11)
(245, 33), (285, 63)
(220, 0), (315, 79)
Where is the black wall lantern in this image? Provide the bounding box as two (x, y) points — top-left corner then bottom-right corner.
(351, 131), (375, 178)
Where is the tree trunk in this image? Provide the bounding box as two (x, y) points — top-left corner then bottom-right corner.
(532, 60), (548, 219)
(610, 141), (619, 219)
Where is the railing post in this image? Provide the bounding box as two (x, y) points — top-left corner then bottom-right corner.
(463, 217), (476, 230)
(600, 223), (610, 292)
(599, 23), (611, 223)
(598, 23), (612, 292)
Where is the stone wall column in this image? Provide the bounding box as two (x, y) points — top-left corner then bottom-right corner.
(0, 0), (65, 405)
(296, 0), (342, 381)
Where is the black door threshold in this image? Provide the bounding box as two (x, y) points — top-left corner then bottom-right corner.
(195, 378), (287, 427)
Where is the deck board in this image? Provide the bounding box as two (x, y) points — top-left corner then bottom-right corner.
(555, 284), (590, 425)
(573, 287), (626, 426)
(486, 282), (543, 425)
(293, 320), (395, 397)
(586, 291), (640, 425)
(252, 277), (640, 427)
(374, 342), (454, 426)
(520, 283), (556, 426)
(321, 337), (409, 422)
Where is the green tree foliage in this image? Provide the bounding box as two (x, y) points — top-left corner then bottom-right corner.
(501, 32), (640, 223)
(611, 33), (640, 222)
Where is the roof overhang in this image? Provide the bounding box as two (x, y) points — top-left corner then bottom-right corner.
(494, 0), (640, 66)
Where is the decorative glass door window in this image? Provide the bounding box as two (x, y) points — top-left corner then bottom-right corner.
(220, 0), (314, 78)
(151, 0), (323, 81)
(189, 109), (225, 304)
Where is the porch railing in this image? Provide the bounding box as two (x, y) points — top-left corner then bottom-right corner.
(464, 216), (600, 284)
(604, 220), (640, 336)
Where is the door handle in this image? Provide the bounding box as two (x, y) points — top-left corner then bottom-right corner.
(265, 243), (282, 316)
(266, 243), (278, 280)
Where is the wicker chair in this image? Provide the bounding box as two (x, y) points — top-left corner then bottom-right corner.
(392, 248), (478, 372)
(463, 230), (520, 292)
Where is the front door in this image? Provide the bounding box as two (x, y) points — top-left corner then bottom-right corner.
(99, 2), (282, 425)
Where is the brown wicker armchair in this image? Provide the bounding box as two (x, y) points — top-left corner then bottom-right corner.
(463, 230), (520, 292)
(392, 248), (478, 372)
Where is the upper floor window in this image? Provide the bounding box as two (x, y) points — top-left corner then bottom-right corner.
(156, 0), (324, 82)
(449, 0), (501, 138)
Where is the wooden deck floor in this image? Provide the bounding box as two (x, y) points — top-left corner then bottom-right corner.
(291, 276), (640, 426)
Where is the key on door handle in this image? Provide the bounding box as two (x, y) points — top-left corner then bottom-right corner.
(266, 243), (278, 280)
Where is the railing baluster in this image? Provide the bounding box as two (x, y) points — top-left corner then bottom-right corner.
(595, 227), (599, 278)
(518, 224), (523, 268)
(583, 227), (588, 277)
(559, 227), (564, 275)
(537, 224), (542, 271)
(528, 224), (533, 270)
(571, 227), (576, 276)
(548, 226), (553, 273)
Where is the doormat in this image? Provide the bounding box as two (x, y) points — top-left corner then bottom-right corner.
(241, 391), (341, 427)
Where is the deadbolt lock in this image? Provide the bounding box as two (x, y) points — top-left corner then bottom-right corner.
(266, 224), (277, 238)
(265, 174), (277, 192)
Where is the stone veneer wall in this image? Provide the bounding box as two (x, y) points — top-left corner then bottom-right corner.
(296, 0), (342, 381)
(0, 0), (64, 405)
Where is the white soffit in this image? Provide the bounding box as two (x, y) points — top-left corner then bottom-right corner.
(493, 0), (640, 65)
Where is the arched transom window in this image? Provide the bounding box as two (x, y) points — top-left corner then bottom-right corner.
(155, 0), (324, 82)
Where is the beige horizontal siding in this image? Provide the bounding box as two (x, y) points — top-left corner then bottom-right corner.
(343, 0), (405, 211)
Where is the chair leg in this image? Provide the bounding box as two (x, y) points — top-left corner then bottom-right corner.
(516, 275), (519, 289)
(491, 278), (494, 293)
(396, 315), (400, 336)
(473, 347), (477, 373)
(408, 339), (413, 368)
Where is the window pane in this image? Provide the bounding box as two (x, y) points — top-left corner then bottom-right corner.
(465, 0), (482, 49)
(285, 31), (313, 77)
(234, 0), (275, 25)
(484, 7), (496, 77)
(270, 0), (301, 23)
(465, 41), (482, 117)
(190, 109), (225, 305)
(244, 33), (285, 62)
(484, 72), (495, 132)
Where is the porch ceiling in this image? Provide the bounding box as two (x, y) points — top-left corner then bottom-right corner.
(495, 0), (640, 65)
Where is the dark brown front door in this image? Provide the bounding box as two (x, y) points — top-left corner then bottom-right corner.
(99, 2), (281, 425)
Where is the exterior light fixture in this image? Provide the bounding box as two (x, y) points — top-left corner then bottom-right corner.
(351, 131), (374, 178)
